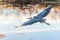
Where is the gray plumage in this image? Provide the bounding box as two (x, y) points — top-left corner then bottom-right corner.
(15, 5), (52, 27)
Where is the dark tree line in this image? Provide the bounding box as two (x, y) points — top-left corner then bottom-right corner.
(0, 0), (59, 7)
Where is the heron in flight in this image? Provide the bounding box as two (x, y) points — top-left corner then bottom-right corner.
(15, 5), (52, 27)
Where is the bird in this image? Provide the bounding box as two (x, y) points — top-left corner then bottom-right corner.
(15, 5), (52, 28)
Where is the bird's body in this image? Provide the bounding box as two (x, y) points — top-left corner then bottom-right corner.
(15, 5), (52, 27)
(37, 5), (52, 18)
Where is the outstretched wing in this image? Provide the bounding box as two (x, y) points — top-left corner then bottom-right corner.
(15, 5), (52, 27)
(21, 18), (38, 26)
(21, 5), (52, 26)
(36, 5), (52, 18)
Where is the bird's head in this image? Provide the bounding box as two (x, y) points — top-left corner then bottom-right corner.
(46, 5), (53, 10)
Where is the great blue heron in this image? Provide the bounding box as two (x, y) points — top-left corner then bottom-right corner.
(15, 5), (52, 27)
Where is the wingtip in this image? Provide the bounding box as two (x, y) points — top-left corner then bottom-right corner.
(14, 26), (19, 28)
(14, 25), (23, 28)
(20, 24), (24, 27)
(27, 17), (32, 19)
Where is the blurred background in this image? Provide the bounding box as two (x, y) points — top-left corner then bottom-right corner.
(0, 0), (60, 40)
